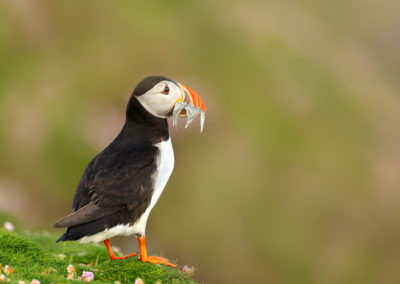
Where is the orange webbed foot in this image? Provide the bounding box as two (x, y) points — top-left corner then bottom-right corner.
(137, 235), (177, 268)
(139, 255), (177, 268)
(104, 239), (137, 261)
(109, 252), (137, 261)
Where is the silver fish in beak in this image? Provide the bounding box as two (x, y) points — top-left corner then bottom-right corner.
(172, 84), (206, 132)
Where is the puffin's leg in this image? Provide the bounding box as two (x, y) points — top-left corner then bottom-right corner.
(137, 235), (177, 268)
(104, 238), (137, 261)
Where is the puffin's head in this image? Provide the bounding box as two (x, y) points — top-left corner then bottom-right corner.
(131, 76), (206, 131)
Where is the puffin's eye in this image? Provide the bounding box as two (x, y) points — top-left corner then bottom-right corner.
(162, 85), (170, 95)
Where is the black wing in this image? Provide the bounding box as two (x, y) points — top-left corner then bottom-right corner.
(54, 142), (158, 228)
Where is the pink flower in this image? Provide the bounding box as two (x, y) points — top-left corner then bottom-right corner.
(3, 222), (14, 232)
(82, 271), (94, 282)
(182, 266), (196, 276)
(3, 266), (14, 276)
(67, 264), (76, 274)
(134, 278), (144, 284)
(111, 246), (121, 253)
(30, 280), (40, 284)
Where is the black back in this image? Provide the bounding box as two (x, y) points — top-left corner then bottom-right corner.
(57, 93), (169, 241)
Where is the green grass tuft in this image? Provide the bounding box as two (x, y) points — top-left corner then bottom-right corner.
(0, 229), (195, 283)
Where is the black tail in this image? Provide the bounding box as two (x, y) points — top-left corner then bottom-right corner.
(56, 233), (67, 242)
(55, 209), (131, 243)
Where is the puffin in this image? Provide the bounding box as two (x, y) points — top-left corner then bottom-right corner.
(53, 76), (206, 268)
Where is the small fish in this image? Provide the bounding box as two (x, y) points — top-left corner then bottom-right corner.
(172, 101), (205, 132)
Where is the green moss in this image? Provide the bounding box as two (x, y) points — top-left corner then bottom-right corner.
(0, 229), (195, 284)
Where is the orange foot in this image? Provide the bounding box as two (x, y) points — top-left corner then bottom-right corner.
(104, 238), (137, 261)
(138, 236), (177, 268)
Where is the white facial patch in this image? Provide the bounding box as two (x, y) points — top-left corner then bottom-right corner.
(136, 81), (182, 118)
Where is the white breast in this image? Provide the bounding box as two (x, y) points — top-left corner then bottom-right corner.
(148, 138), (175, 213)
(78, 138), (174, 243)
(129, 138), (175, 236)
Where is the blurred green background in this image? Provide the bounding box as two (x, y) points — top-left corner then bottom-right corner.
(1, 0), (400, 283)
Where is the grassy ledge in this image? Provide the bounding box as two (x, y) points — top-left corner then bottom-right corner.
(0, 229), (195, 283)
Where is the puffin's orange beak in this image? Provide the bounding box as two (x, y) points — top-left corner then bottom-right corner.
(173, 83), (206, 132)
(176, 83), (206, 113)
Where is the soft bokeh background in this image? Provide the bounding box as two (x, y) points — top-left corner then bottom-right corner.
(1, 0), (400, 283)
